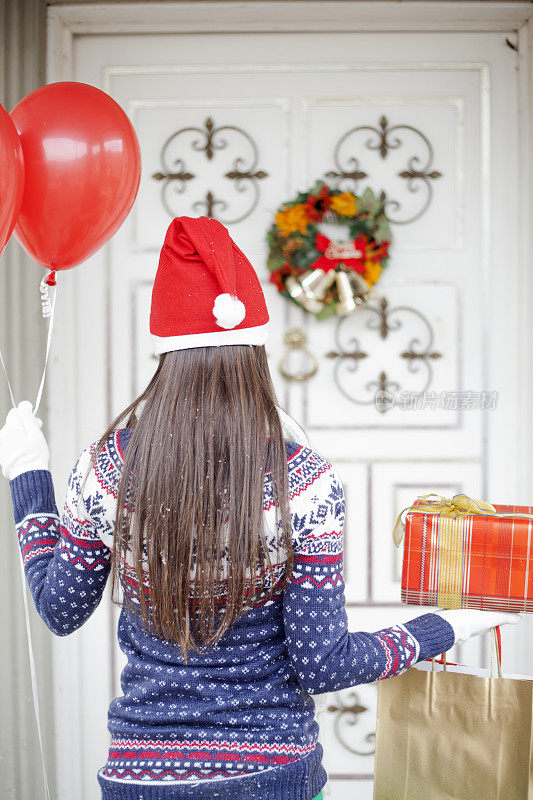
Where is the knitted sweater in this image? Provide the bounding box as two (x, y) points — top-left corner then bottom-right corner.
(10, 428), (454, 800)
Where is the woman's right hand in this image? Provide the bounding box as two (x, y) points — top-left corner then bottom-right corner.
(435, 608), (522, 645)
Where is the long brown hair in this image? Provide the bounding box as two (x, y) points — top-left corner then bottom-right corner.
(94, 344), (293, 658)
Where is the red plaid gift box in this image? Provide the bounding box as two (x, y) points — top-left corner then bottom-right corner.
(396, 493), (533, 612)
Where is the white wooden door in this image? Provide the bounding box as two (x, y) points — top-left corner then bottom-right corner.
(47, 15), (528, 800)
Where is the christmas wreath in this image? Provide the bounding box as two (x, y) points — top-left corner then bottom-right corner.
(266, 181), (391, 319)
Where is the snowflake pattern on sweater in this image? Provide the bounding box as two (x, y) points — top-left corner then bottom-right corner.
(9, 429), (454, 800)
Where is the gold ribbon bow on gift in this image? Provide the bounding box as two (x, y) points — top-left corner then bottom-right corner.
(393, 494), (498, 609)
(392, 493), (497, 548)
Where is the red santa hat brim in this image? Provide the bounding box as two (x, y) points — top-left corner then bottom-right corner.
(152, 321), (270, 355)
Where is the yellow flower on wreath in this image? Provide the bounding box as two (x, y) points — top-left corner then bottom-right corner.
(364, 260), (382, 286)
(275, 203), (311, 237)
(330, 192), (358, 217)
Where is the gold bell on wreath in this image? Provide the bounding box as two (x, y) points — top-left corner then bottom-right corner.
(285, 268), (336, 314)
(335, 269), (373, 316)
(349, 271), (373, 301)
(335, 270), (358, 316)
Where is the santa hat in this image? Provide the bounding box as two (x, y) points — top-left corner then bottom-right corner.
(150, 216), (270, 355)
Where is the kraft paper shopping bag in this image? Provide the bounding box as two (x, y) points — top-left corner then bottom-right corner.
(373, 635), (533, 799)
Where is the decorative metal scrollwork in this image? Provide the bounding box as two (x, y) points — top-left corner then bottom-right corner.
(327, 689), (376, 756)
(326, 295), (442, 411)
(325, 114), (442, 224)
(152, 116), (268, 224)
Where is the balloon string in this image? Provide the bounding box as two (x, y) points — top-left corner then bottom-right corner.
(26, 278), (57, 799)
(0, 342), (52, 796)
(0, 276), (57, 415)
(0, 344), (17, 410)
(34, 281), (57, 415)
(0, 275), (58, 800)
(18, 546), (52, 800)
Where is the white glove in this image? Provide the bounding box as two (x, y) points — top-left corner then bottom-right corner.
(436, 608), (522, 645)
(0, 400), (49, 479)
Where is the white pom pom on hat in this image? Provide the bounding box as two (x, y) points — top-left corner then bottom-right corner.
(213, 293), (246, 329)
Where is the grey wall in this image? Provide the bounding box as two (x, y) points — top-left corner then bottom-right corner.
(0, 0), (56, 797)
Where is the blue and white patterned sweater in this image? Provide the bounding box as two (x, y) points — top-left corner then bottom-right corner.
(9, 428), (454, 800)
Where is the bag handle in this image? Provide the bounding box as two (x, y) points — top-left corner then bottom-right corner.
(490, 626), (502, 679)
(431, 625), (502, 677)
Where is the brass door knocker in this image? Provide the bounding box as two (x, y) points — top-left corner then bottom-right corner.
(278, 327), (318, 382)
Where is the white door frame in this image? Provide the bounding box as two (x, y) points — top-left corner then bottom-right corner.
(45, 3), (533, 797)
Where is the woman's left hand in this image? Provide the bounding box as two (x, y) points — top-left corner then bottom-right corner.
(0, 400), (49, 479)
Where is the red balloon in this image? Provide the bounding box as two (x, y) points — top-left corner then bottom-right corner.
(0, 103), (24, 260)
(11, 82), (141, 275)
